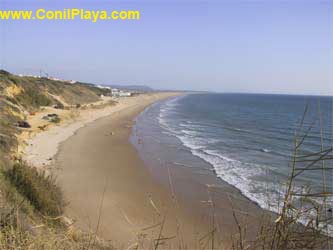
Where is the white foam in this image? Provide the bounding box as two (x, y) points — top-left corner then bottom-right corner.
(157, 96), (284, 212)
(261, 148), (271, 153)
(195, 149), (285, 211)
(169, 123), (285, 212)
(181, 129), (198, 136)
(155, 94), (333, 235)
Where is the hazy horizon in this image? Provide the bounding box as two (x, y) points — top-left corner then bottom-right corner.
(1, 0), (332, 95)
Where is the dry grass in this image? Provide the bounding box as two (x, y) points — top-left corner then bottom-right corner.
(5, 162), (65, 217)
(112, 101), (332, 250)
(0, 163), (114, 250)
(1, 69), (332, 249)
(0, 70), (117, 249)
(0, 220), (114, 250)
(228, 102), (333, 250)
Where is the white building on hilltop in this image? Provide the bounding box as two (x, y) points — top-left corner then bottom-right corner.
(111, 89), (132, 97)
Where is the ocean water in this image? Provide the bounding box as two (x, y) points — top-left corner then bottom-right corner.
(132, 93), (333, 215)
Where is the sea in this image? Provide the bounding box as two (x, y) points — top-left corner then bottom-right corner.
(132, 93), (333, 216)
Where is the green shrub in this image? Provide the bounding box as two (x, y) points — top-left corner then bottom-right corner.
(6, 163), (64, 217)
(50, 116), (61, 124)
(15, 88), (52, 109)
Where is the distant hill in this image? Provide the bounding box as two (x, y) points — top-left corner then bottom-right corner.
(104, 84), (154, 92)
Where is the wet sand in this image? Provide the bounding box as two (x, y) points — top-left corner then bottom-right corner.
(52, 92), (268, 249)
(54, 93), (215, 249)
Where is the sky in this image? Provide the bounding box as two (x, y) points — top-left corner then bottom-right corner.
(0, 0), (332, 95)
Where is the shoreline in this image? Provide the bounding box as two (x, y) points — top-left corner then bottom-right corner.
(132, 96), (270, 245)
(20, 92), (269, 248)
(20, 93), (179, 170)
(53, 92), (216, 248)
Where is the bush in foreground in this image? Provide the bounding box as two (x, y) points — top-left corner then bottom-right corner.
(0, 224), (114, 250)
(6, 163), (65, 217)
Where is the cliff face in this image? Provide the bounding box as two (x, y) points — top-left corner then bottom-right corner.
(0, 70), (113, 250)
(0, 70), (109, 164)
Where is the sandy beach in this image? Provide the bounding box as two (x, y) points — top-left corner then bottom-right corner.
(54, 92), (217, 249)
(21, 93), (173, 169)
(20, 92), (213, 248)
(19, 92), (268, 249)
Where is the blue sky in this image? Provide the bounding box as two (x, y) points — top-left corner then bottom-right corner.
(0, 0), (332, 95)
